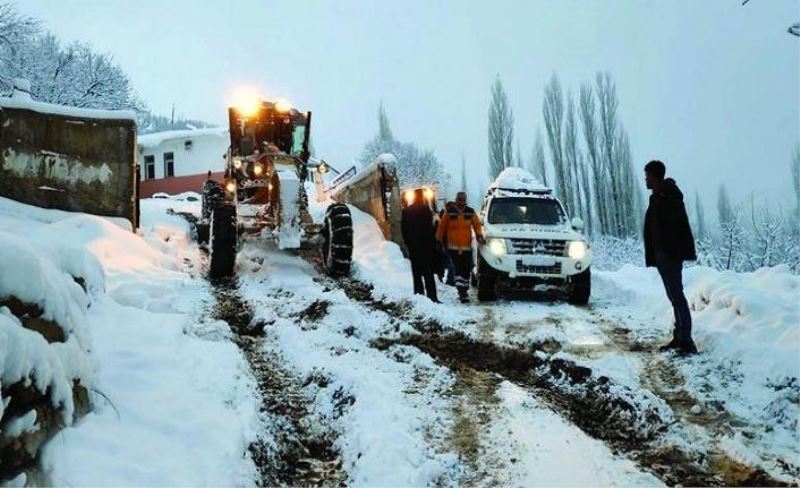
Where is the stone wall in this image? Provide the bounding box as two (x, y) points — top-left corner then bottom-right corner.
(0, 102), (138, 228)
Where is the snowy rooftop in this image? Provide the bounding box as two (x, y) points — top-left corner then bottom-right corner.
(138, 127), (228, 149)
(0, 91), (137, 122)
(488, 167), (551, 194)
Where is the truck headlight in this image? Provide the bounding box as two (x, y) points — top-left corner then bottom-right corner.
(225, 180), (236, 193)
(487, 238), (507, 256)
(568, 240), (588, 259)
(233, 159), (242, 169)
(253, 163), (263, 176)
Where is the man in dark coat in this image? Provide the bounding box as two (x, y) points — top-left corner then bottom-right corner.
(402, 188), (439, 302)
(644, 160), (698, 354)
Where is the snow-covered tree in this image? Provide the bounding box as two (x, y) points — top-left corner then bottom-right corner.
(488, 76), (514, 179)
(717, 184), (746, 270)
(694, 191), (708, 240)
(563, 91), (585, 220)
(543, 74), (570, 211)
(596, 72), (623, 237)
(580, 82), (608, 234)
(137, 112), (217, 134)
(0, 3), (39, 90)
(531, 127), (548, 187)
(746, 197), (784, 270)
(3, 33), (142, 110)
(359, 103), (448, 192)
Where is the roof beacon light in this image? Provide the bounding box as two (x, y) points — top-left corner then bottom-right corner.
(230, 86), (262, 117)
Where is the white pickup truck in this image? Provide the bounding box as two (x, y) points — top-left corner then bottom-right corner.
(475, 168), (591, 304)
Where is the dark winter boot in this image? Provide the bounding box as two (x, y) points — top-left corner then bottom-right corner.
(458, 289), (470, 303)
(677, 340), (698, 356)
(658, 337), (681, 352)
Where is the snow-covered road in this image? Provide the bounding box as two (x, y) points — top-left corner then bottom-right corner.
(3, 195), (796, 486)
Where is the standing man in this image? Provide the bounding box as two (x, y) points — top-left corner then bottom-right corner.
(643, 160), (698, 354)
(436, 192), (484, 303)
(401, 188), (439, 302)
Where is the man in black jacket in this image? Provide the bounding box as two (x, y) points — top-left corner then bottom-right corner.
(644, 160), (698, 354)
(401, 188), (439, 302)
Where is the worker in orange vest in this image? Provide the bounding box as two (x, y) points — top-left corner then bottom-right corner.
(436, 191), (484, 303)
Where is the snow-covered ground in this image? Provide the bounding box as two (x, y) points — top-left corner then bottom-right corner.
(1, 192), (797, 486)
(0, 195), (259, 486)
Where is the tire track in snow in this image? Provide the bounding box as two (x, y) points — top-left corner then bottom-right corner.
(331, 277), (792, 487)
(208, 277), (347, 486)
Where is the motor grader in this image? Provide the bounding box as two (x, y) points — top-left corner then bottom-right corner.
(197, 99), (354, 278)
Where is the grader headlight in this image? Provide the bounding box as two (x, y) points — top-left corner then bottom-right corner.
(404, 190), (415, 206)
(423, 187), (434, 201)
(253, 163), (264, 176)
(225, 180), (236, 193)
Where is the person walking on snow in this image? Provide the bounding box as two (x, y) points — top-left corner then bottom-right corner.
(436, 191), (484, 303)
(401, 188), (439, 302)
(643, 160), (698, 355)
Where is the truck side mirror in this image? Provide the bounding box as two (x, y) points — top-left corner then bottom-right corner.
(571, 217), (584, 231)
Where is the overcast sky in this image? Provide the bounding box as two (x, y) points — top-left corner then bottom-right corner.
(19, 0), (800, 210)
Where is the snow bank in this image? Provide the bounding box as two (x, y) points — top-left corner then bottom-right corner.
(688, 265), (799, 388)
(0, 196), (259, 485)
(0, 206), (98, 475)
(350, 206), (411, 295)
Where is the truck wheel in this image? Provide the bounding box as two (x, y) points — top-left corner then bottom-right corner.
(196, 222), (210, 245)
(567, 268), (591, 305)
(477, 254), (497, 302)
(199, 180), (224, 245)
(323, 203), (353, 277)
(209, 204), (237, 279)
(202, 180), (224, 220)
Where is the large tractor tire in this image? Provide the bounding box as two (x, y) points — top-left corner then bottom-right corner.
(476, 254), (498, 302)
(323, 203), (353, 277)
(198, 180), (225, 245)
(208, 204), (238, 279)
(567, 268), (591, 306)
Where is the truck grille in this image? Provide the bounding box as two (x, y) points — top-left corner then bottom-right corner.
(516, 261), (562, 275)
(509, 238), (567, 256)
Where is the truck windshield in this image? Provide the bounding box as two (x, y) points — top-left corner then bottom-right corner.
(488, 197), (565, 225)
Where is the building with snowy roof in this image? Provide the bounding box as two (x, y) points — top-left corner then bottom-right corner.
(137, 127), (228, 197)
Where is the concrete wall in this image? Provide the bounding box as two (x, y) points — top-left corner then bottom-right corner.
(0, 103), (138, 228)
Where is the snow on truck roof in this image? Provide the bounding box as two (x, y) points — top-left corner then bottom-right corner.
(488, 167), (551, 196)
(0, 91), (137, 122)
